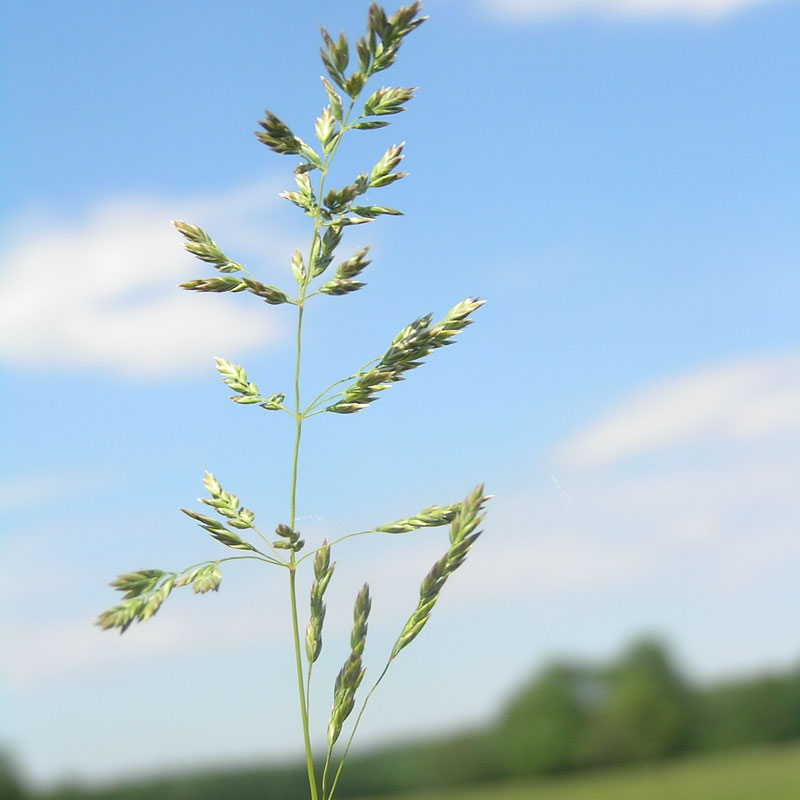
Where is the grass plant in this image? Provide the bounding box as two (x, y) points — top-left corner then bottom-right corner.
(97, 5), (489, 799)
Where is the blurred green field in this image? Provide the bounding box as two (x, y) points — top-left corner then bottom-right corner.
(380, 744), (800, 800)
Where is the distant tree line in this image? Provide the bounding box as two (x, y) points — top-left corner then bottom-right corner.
(496, 638), (800, 777)
(6, 638), (800, 799)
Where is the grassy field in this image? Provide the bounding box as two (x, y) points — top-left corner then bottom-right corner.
(380, 744), (800, 800)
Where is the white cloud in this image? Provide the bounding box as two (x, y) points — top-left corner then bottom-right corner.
(556, 352), (800, 469)
(430, 351), (800, 679)
(0, 180), (300, 377)
(483, 0), (775, 21)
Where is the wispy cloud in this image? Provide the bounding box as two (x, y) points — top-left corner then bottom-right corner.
(448, 352), (800, 674)
(0, 180), (300, 378)
(482, 0), (775, 21)
(488, 446), (800, 592)
(7, 354), (799, 689)
(556, 352), (800, 469)
(307, 348), (800, 611)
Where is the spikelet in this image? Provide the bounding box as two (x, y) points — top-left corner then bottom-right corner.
(328, 584), (371, 745)
(306, 541), (336, 663)
(390, 485), (490, 658)
(327, 298), (485, 414)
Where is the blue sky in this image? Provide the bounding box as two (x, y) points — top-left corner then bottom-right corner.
(1, 0), (799, 788)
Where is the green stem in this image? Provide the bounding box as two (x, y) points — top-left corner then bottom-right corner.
(250, 524), (290, 564)
(297, 513), (456, 565)
(303, 375), (358, 416)
(288, 276), (319, 797)
(321, 743), (335, 799)
(291, 306), (305, 528)
(303, 355), (383, 416)
(306, 665), (313, 719)
(326, 660), (392, 800)
(290, 566), (318, 800)
(241, 550), (285, 567)
(179, 554), (282, 574)
(296, 529), (378, 566)
(287, 96), (359, 800)
(217, 555), (277, 565)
